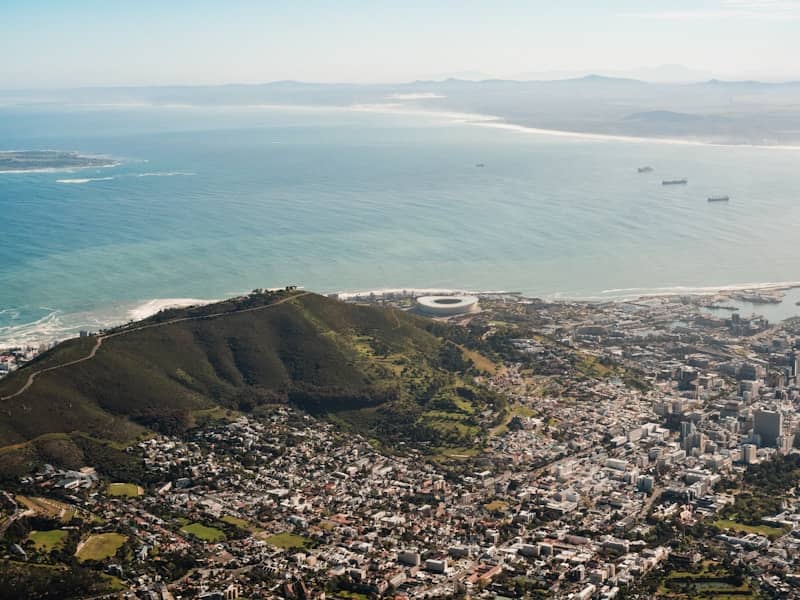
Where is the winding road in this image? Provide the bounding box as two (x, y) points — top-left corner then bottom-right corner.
(0, 291), (309, 402)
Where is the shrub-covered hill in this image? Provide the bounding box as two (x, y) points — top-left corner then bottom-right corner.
(0, 290), (502, 477)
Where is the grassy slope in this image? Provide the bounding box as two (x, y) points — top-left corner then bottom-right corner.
(76, 533), (126, 562)
(0, 292), (493, 475)
(181, 522), (226, 542)
(28, 529), (68, 552)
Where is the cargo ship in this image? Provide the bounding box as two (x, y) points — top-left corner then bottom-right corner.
(662, 179), (688, 185)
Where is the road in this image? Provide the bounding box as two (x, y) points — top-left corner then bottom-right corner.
(0, 291), (309, 402)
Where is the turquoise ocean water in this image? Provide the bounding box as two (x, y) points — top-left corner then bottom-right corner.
(1, 104), (800, 347)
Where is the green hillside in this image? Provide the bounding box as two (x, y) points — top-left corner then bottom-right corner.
(0, 290), (501, 478)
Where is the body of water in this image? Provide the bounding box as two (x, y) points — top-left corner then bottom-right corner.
(2, 104), (800, 347)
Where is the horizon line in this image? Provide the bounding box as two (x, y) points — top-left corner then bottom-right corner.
(3, 74), (800, 93)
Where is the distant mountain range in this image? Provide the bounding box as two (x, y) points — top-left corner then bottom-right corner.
(511, 64), (717, 83)
(4, 74), (800, 144)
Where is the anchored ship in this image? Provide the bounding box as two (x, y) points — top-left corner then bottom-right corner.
(708, 195), (730, 202)
(662, 179), (688, 185)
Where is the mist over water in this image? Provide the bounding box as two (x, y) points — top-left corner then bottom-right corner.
(1, 105), (800, 348)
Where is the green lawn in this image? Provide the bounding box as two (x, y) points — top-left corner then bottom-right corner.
(491, 402), (538, 436)
(181, 522), (226, 542)
(107, 482), (143, 497)
(333, 592), (369, 600)
(658, 561), (757, 599)
(76, 533), (126, 561)
(430, 446), (480, 461)
(28, 529), (67, 552)
(265, 531), (311, 549)
(713, 518), (787, 539)
(220, 514), (260, 532)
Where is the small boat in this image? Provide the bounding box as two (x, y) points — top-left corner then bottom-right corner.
(475, 163), (485, 168)
(708, 195), (729, 202)
(638, 166), (653, 173)
(662, 179), (688, 185)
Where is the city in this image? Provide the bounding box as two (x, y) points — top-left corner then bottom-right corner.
(3, 290), (800, 599)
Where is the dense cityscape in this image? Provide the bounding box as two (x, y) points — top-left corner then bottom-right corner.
(3, 289), (800, 599)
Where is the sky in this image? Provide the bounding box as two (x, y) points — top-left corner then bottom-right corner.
(1, 0), (799, 88)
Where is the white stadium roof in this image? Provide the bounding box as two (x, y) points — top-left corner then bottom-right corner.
(416, 295), (479, 316)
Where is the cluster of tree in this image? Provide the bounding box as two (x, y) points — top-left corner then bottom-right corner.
(230, 386), (288, 412)
(436, 341), (474, 374)
(133, 408), (193, 437)
(743, 453), (800, 495)
(153, 550), (198, 582)
(423, 320), (486, 348)
(0, 561), (112, 600)
(289, 383), (399, 414)
(73, 436), (156, 484)
(722, 493), (782, 525)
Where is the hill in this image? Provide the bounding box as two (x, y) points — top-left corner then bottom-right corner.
(0, 290), (502, 479)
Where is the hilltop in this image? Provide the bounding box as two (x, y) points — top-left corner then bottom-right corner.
(0, 290), (502, 479)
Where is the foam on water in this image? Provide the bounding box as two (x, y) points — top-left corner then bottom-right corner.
(126, 298), (214, 321)
(56, 172), (195, 184)
(134, 171), (195, 177)
(57, 176), (115, 184)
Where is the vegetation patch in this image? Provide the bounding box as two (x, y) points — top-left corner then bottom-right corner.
(107, 482), (143, 497)
(333, 591), (369, 600)
(76, 533), (127, 562)
(0, 561), (124, 598)
(27, 529), (68, 553)
(220, 514), (264, 536)
(459, 346), (500, 375)
(712, 518), (787, 539)
(220, 514), (250, 529)
(656, 561), (756, 599)
(0, 291), (505, 474)
(15, 495), (75, 523)
(430, 446), (479, 461)
(180, 522), (226, 542)
(491, 402), (537, 436)
(265, 531), (311, 549)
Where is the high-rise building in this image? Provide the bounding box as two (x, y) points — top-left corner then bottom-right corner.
(753, 409), (783, 448)
(777, 434), (794, 455)
(741, 443), (757, 464)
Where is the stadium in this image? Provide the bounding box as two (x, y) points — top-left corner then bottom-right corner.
(416, 295), (480, 316)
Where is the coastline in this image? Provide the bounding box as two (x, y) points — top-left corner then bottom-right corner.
(41, 101), (800, 151)
(0, 297), (216, 352)
(335, 102), (800, 150)
(335, 280), (800, 303)
(469, 118), (800, 151)
(2, 281), (800, 361)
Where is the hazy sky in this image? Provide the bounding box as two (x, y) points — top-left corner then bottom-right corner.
(2, 0), (799, 88)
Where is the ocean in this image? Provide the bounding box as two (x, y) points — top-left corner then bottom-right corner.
(2, 103), (800, 348)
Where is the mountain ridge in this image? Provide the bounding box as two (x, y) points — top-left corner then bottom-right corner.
(0, 290), (501, 480)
